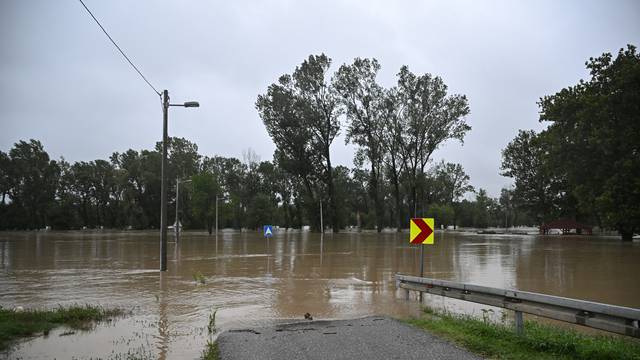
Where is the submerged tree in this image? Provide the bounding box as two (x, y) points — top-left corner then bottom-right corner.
(333, 58), (386, 232)
(396, 66), (471, 217)
(501, 130), (568, 224)
(538, 45), (640, 240)
(434, 161), (474, 229)
(257, 54), (342, 232)
(6, 140), (60, 229)
(191, 172), (219, 234)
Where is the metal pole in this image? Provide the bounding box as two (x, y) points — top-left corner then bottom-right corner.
(160, 90), (169, 272)
(419, 244), (424, 302)
(320, 200), (323, 233)
(515, 310), (524, 335)
(215, 195), (219, 235)
(420, 245), (425, 277)
(175, 177), (179, 243)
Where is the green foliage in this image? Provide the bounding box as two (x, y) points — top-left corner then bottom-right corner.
(201, 340), (219, 360)
(191, 172), (219, 234)
(193, 272), (206, 285)
(501, 130), (571, 224)
(207, 309), (217, 334)
(334, 58), (386, 231)
(257, 53), (342, 232)
(0, 305), (123, 350)
(406, 307), (640, 360)
(3, 140), (60, 229)
(503, 45), (640, 239)
(426, 203), (454, 227)
(395, 65), (471, 217)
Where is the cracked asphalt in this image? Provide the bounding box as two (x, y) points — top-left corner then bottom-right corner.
(217, 316), (481, 360)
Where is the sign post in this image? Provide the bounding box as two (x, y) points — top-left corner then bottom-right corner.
(410, 218), (435, 302)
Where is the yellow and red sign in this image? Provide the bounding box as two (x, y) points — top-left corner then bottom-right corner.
(410, 218), (434, 245)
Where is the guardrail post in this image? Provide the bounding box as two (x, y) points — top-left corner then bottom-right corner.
(514, 310), (524, 335)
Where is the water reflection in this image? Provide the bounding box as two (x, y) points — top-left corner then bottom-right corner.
(0, 230), (637, 358)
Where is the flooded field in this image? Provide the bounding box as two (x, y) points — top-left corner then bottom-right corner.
(1, 230), (638, 359)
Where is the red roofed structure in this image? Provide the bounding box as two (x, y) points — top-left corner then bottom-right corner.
(539, 219), (593, 235)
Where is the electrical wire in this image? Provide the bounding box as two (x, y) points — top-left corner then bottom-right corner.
(77, 0), (161, 96)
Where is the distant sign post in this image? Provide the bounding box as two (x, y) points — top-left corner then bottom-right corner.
(263, 225), (274, 238)
(410, 218), (435, 302)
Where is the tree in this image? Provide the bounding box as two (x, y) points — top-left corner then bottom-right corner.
(473, 189), (492, 228)
(380, 88), (406, 231)
(191, 172), (219, 234)
(333, 58), (386, 232)
(0, 151), (10, 206)
(501, 130), (568, 224)
(292, 54), (343, 232)
(257, 54), (342, 231)
(6, 140), (60, 229)
(434, 161), (474, 229)
(539, 45), (640, 240)
(396, 66), (471, 218)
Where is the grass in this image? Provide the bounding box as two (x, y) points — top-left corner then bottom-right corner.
(201, 340), (219, 360)
(193, 272), (206, 285)
(0, 304), (124, 351)
(405, 306), (640, 360)
(207, 309), (218, 334)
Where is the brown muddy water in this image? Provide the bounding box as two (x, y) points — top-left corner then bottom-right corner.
(0, 230), (639, 359)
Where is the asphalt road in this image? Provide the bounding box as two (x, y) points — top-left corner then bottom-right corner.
(217, 316), (481, 360)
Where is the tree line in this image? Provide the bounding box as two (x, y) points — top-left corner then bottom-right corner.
(0, 136), (523, 232)
(500, 45), (639, 240)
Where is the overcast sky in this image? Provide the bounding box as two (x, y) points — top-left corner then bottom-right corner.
(1, 0), (638, 197)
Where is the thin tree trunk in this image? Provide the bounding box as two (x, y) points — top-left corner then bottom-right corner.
(370, 162), (383, 232)
(326, 147), (339, 233)
(391, 167), (402, 232)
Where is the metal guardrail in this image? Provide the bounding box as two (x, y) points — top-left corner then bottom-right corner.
(395, 274), (640, 338)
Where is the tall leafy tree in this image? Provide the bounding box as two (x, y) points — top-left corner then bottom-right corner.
(257, 54), (342, 231)
(539, 45), (640, 240)
(501, 130), (569, 224)
(334, 58), (386, 232)
(7, 140), (60, 229)
(191, 172), (220, 234)
(293, 54), (343, 232)
(380, 88), (406, 231)
(396, 66), (471, 217)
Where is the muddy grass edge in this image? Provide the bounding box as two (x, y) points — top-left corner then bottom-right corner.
(403, 306), (640, 360)
(0, 304), (127, 351)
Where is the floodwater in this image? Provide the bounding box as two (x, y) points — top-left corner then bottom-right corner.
(0, 230), (638, 359)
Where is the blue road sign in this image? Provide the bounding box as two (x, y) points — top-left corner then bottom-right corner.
(263, 225), (274, 238)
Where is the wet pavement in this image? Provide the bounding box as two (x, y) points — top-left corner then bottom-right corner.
(217, 316), (481, 360)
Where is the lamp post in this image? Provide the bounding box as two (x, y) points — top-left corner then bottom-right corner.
(175, 178), (192, 243)
(160, 90), (199, 272)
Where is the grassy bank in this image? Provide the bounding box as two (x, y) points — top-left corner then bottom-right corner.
(0, 305), (124, 350)
(405, 307), (640, 360)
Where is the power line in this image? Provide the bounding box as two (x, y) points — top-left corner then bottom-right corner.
(77, 0), (161, 96)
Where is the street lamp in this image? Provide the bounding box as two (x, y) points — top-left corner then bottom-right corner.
(175, 178), (192, 243)
(160, 89), (198, 272)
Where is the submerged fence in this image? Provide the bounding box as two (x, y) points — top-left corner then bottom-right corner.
(395, 274), (640, 338)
